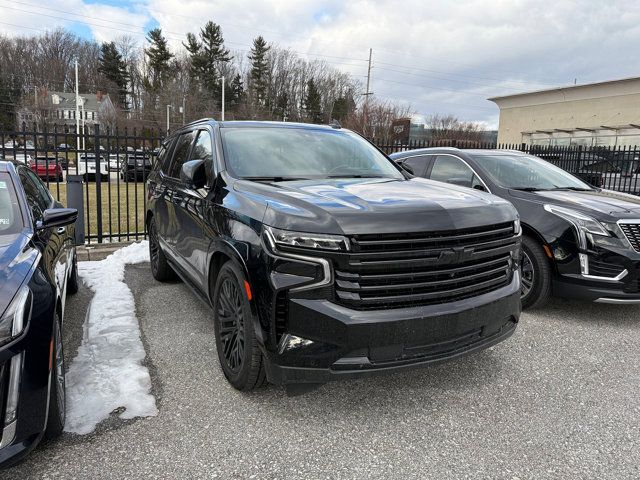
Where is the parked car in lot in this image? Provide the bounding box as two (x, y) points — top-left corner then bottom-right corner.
(76, 153), (108, 181)
(120, 153), (152, 182)
(147, 120), (522, 391)
(0, 160), (78, 467)
(32, 156), (63, 182)
(390, 148), (640, 308)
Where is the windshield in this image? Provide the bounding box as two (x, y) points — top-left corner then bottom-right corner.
(472, 154), (592, 190)
(0, 173), (23, 237)
(220, 127), (403, 180)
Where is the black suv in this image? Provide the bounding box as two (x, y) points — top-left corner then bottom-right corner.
(146, 120), (522, 390)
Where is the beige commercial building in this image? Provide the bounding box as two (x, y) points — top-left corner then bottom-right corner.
(488, 77), (640, 147)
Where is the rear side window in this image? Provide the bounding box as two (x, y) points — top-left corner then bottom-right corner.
(168, 131), (196, 178)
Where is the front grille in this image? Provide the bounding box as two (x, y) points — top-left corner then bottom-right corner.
(619, 222), (640, 252)
(335, 222), (518, 310)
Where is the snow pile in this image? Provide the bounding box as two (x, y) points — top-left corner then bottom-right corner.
(65, 240), (158, 434)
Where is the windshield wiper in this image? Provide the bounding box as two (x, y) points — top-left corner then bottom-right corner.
(549, 186), (593, 191)
(326, 174), (388, 179)
(241, 176), (309, 182)
(511, 187), (553, 192)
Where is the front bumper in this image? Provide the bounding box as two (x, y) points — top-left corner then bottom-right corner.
(263, 274), (520, 384)
(552, 241), (640, 303)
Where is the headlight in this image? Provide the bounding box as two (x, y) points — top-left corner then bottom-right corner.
(0, 286), (30, 347)
(544, 204), (609, 249)
(264, 226), (350, 251)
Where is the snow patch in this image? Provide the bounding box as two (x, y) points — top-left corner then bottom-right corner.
(65, 240), (158, 435)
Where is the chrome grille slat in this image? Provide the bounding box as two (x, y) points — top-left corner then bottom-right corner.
(619, 222), (640, 252)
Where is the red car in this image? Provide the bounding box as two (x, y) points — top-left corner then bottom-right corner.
(31, 156), (64, 181)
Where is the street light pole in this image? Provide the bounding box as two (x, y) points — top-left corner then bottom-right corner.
(221, 76), (225, 121)
(166, 104), (171, 133)
(75, 60), (80, 149)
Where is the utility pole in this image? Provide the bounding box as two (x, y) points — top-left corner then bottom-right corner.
(166, 105), (171, 133)
(182, 96), (186, 125)
(363, 48), (373, 137)
(75, 60), (80, 149)
(221, 76), (225, 121)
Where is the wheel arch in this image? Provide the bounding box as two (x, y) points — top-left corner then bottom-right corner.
(206, 240), (252, 304)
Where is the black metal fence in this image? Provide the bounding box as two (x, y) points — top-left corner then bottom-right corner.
(372, 139), (640, 194)
(2, 125), (640, 245)
(0, 123), (162, 244)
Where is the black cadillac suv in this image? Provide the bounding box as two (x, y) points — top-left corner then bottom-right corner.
(146, 121), (522, 390)
(390, 148), (640, 309)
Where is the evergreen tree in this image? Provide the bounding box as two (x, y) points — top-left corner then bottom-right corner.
(144, 28), (173, 92)
(98, 42), (129, 109)
(184, 22), (232, 105)
(183, 32), (205, 78)
(228, 73), (245, 109)
(248, 36), (270, 106)
(304, 78), (322, 123)
(331, 96), (355, 122)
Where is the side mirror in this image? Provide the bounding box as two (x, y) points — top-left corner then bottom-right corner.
(447, 177), (473, 188)
(399, 162), (414, 175)
(37, 208), (78, 230)
(180, 159), (207, 189)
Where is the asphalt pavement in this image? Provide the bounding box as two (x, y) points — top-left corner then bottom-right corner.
(4, 263), (640, 479)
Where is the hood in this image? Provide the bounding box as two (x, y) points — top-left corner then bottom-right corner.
(235, 177), (517, 235)
(0, 232), (37, 317)
(510, 188), (640, 220)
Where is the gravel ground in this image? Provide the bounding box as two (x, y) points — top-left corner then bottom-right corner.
(4, 263), (640, 479)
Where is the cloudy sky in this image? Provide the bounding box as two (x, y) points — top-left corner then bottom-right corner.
(1, 0), (639, 128)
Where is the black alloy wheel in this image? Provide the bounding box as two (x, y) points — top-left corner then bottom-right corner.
(217, 277), (245, 373)
(213, 261), (266, 390)
(521, 249), (534, 299)
(148, 217), (175, 281)
(520, 235), (551, 310)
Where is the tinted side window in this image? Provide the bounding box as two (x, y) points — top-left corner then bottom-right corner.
(430, 155), (483, 188)
(18, 167), (50, 221)
(168, 131), (196, 178)
(192, 130), (215, 179)
(157, 138), (175, 174)
(401, 155), (431, 177)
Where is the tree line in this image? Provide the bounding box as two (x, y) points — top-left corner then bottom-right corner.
(0, 25), (485, 141)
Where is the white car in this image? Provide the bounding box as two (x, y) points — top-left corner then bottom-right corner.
(77, 154), (109, 181)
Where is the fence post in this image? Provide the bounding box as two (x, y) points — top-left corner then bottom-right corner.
(94, 125), (103, 243)
(67, 175), (85, 245)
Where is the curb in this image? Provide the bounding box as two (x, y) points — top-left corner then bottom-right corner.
(77, 241), (139, 261)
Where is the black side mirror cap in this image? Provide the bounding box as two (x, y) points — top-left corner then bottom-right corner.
(37, 208), (78, 230)
(180, 159), (207, 189)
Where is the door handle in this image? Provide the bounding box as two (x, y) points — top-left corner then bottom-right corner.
(57, 227), (66, 234)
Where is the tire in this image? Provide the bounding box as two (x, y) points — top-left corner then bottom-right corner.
(67, 250), (79, 295)
(213, 261), (266, 391)
(148, 217), (175, 281)
(45, 314), (65, 439)
(521, 235), (551, 310)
